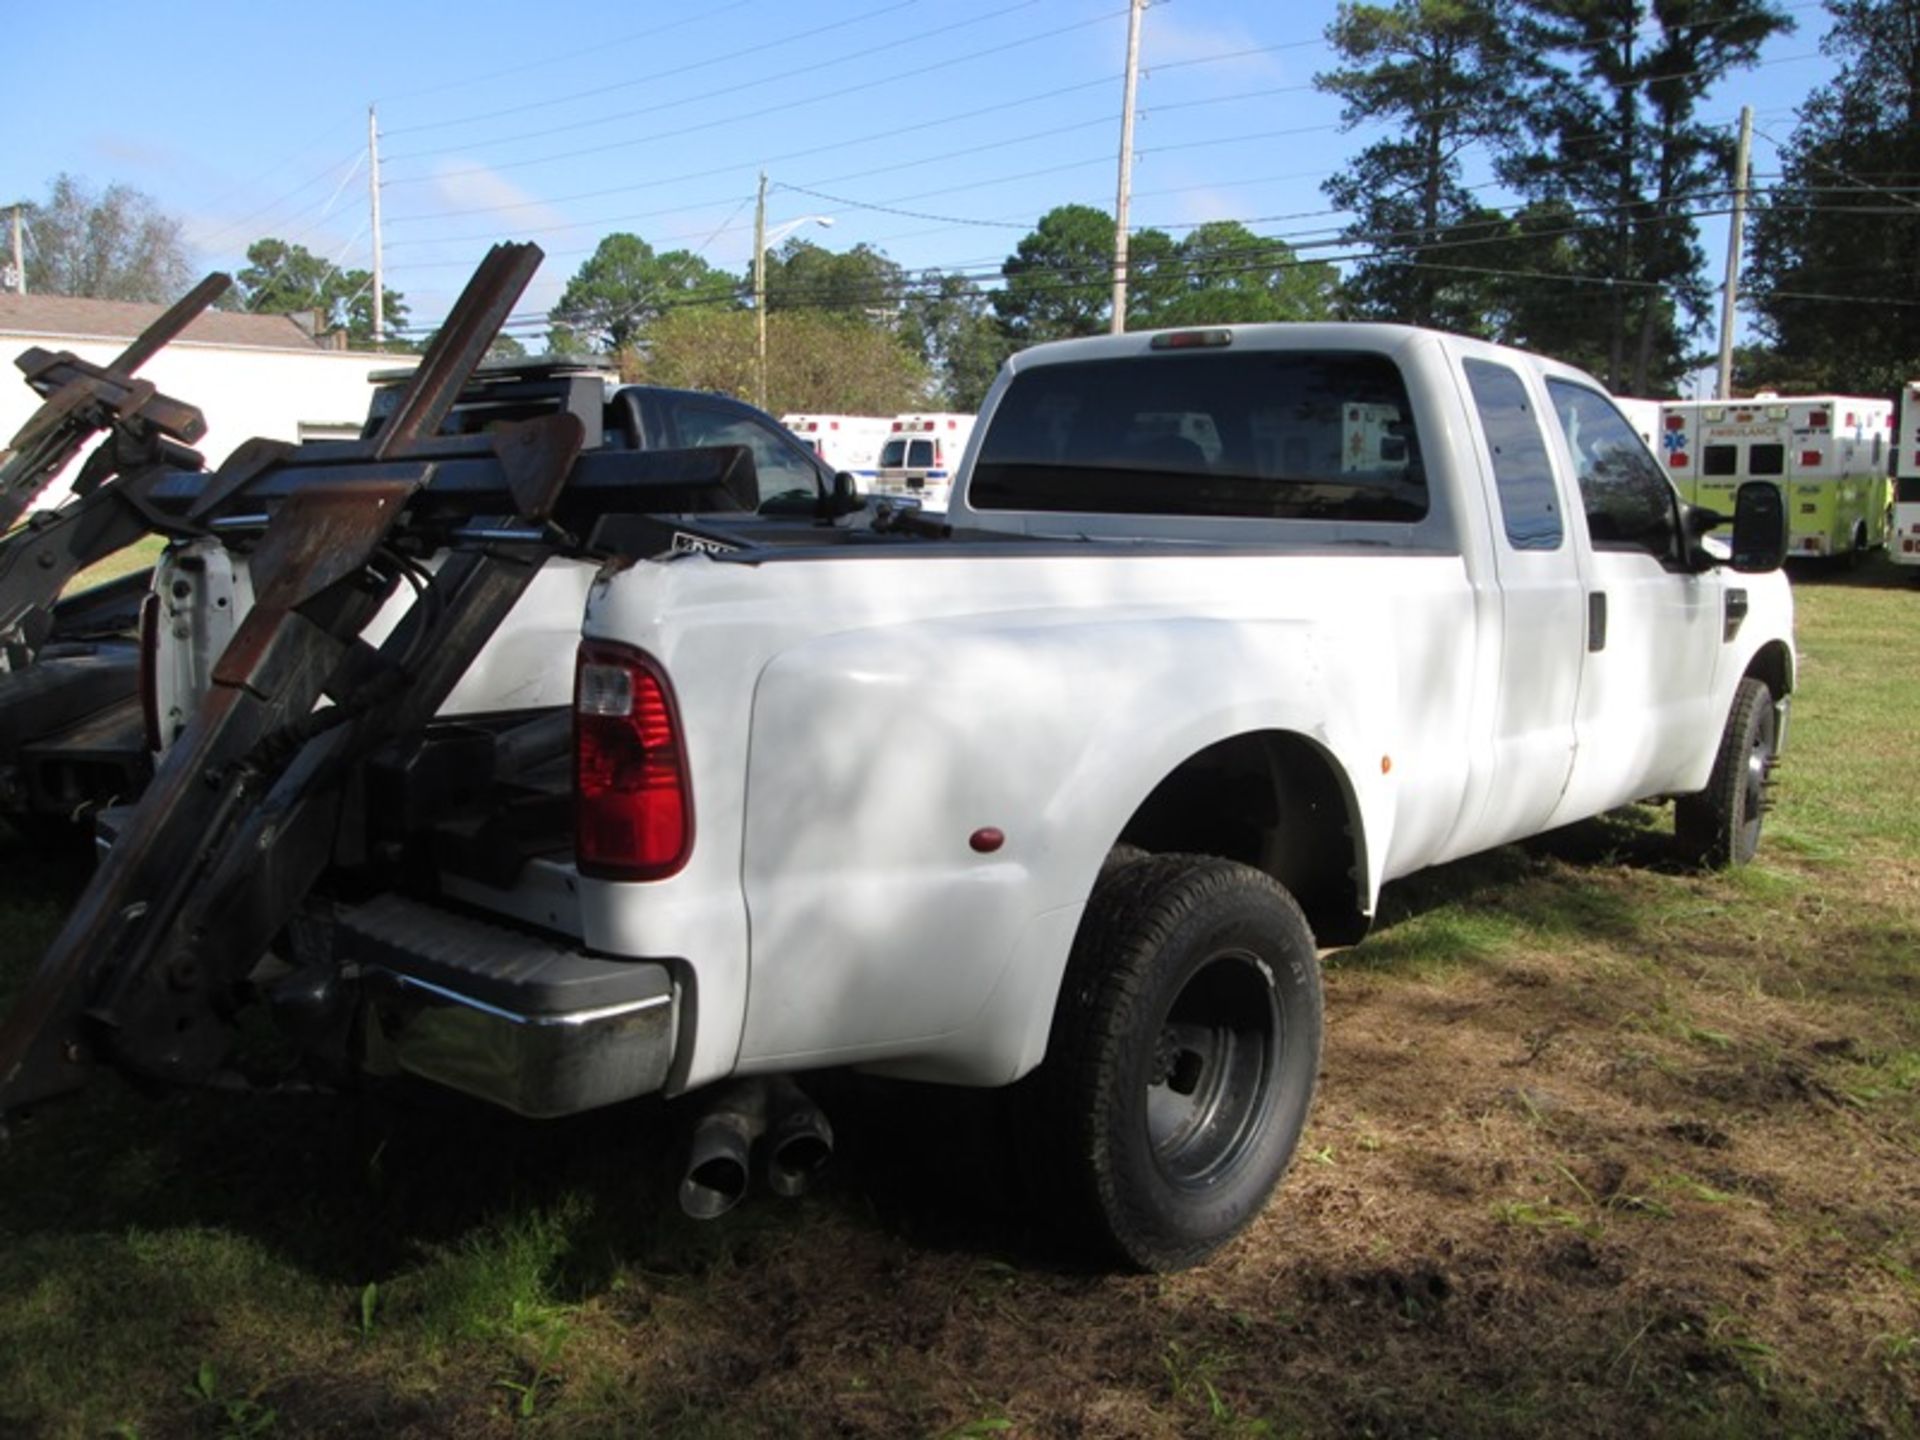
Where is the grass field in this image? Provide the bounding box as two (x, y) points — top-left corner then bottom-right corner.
(0, 559), (1915, 1438)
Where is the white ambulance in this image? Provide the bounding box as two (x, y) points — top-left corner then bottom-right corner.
(1657, 395), (1892, 558)
(1893, 381), (1920, 571)
(1613, 397), (1664, 453)
(779, 414), (891, 490)
(871, 412), (976, 511)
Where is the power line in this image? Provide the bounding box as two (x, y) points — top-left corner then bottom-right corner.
(396, 182), (1768, 338)
(380, 5), (1127, 188)
(383, 0), (1049, 165)
(196, 146), (366, 251)
(371, 5), (1832, 329)
(376, 2), (762, 109)
(382, 0), (922, 140)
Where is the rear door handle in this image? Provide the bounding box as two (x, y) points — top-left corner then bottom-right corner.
(1588, 591), (1607, 652)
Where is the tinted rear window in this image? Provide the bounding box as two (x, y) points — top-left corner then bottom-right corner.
(1750, 443), (1785, 476)
(970, 351), (1427, 522)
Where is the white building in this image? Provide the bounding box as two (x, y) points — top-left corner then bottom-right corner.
(0, 293), (416, 503)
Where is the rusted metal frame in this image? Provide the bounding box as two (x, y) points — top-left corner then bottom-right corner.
(105, 543), (564, 1082)
(0, 475), (427, 1113)
(107, 273), (235, 377)
(1, 273), (228, 531)
(0, 468), (191, 644)
(0, 249), (554, 1113)
(366, 243), (542, 460)
(98, 415), (585, 1084)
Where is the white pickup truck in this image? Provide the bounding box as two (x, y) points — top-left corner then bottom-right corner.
(15, 320), (1798, 1272)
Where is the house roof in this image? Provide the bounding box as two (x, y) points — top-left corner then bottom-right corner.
(0, 291), (329, 352)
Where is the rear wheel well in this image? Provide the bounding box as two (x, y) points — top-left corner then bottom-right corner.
(1115, 732), (1367, 944)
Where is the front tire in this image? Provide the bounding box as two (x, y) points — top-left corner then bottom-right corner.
(1037, 855), (1323, 1272)
(1676, 676), (1777, 868)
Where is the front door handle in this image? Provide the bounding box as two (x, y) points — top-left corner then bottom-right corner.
(1588, 591), (1607, 652)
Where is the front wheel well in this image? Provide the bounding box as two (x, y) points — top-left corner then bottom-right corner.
(1114, 731), (1367, 944)
(1745, 640), (1793, 702)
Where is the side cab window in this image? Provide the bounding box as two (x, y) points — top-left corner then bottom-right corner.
(1464, 358), (1563, 550)
(1546, 380), (1683, 565)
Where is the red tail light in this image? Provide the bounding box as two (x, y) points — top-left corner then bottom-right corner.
(574, 641), (692, 880)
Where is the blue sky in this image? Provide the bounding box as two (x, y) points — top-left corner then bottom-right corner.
(2, 0), (1834, 351)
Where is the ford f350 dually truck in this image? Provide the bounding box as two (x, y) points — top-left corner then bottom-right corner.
(0, 245), (1793, 1271)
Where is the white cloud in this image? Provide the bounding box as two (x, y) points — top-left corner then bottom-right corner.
(86, 132), (181, 174)
(1162, 182), (1252, 229)
(429, 161), (571, 235)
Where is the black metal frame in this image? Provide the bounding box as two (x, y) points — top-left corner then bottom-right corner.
(0, 242), (759, 1117)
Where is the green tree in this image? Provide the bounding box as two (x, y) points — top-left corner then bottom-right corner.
(1747, 0), (1920, 394)
(632, 308), (929, 415)
(899, 272), (1011, 409)
(996, 204), (1156, 341)
(548, 233), (736, 355)
(20, 173), (193, 302)
(1503, 0), (1793, 393)
(1460, 198), (1616, 373)
(234, 237), (408, 348)
(1317, 0), (1525, 330)
(760, 239), (905, 319)
(1141, 221), (1341, 327)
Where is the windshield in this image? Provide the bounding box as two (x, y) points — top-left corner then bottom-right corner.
(970, 350), (1426, 522)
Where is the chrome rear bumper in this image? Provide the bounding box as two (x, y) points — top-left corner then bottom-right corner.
(341, 893), (677, 1118)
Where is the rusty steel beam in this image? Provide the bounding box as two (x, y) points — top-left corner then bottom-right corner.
(1, 272), (228, 532)
(0, 476), (427, 1112)
(367, 242), (542, 459)
(0, 248), (560, 1116)
(102, 416), (585, 1084)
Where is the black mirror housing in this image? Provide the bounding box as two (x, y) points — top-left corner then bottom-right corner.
(819, 470), (865, 520)
(1728, 480), (1788, 573)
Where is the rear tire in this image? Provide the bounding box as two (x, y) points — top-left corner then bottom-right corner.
(1676, 676), (1776, 868)
(1036, 854), (1323, 1271)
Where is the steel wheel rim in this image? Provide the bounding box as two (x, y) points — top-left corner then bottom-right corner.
(1145, 948), (1279, 1187)
(1741, 704), (1775, 846)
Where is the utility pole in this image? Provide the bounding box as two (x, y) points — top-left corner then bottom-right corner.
(1110, 0), (1146, 335)
(9, 206), (23, 295)
(1715, 105), (1753, 400)
(369, 104), (385, 348)
(754, 169), (769, 411)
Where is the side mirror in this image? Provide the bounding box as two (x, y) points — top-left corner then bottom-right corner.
(812, 470), (865, 522)
(1682, 502), (1727, 571)
(1728, 480), (1787, 573)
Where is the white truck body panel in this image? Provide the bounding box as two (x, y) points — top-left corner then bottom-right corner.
(564, 323), (1792, 1092)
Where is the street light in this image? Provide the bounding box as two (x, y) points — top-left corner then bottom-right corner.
(753, 184), (834, 410)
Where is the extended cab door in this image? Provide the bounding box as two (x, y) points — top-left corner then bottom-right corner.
(1448, 355), (1587, 853)
(1542, 379), (1723, 826)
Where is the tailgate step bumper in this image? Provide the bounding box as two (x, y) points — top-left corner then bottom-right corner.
(340, 892), (676, 1118)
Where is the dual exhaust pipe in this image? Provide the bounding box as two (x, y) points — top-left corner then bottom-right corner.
(678, 1076), (834, 1220)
